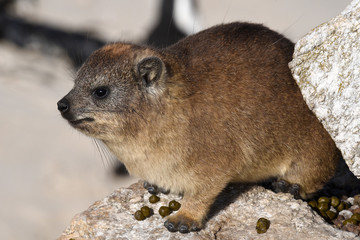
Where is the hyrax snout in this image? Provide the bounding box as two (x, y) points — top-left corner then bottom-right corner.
(58, 22), (340, 233)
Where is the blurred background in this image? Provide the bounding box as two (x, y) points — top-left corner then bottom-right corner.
(0, 0), (352, 239)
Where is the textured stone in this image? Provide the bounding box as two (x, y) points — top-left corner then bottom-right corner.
(58, 181), (356, 240)
(289, 0), (360, 177)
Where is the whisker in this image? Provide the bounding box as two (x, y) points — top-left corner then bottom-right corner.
(101, 140), (117, 168)
(267, 15), (303, 48)
(97, 139), (118, 169)
(92, 138), (107, 168)
(222, 0), (233, 23)
(267, 37), (285, 47)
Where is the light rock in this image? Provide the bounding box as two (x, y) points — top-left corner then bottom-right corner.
(289, 0), (360, 177)
(339, 210), (354, 220)
(58, 181), (356, 240)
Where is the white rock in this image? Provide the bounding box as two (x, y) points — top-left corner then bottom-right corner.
(339, 210), (353, 220)
(289, 0), (360, 177)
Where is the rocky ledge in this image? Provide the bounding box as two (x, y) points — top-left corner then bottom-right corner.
(58, 181), (357, 240)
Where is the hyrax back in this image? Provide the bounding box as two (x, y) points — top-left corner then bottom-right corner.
(58, 22), (339, 233)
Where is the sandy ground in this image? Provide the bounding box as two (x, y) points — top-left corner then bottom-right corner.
(0, 0), (351, 239)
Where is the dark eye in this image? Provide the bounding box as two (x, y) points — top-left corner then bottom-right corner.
(92, 87), (109, 99)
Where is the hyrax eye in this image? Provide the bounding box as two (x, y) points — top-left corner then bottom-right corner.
(92, 87), (109, 99)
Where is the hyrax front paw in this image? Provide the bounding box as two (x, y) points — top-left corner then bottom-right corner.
(164, 210), (202, 233)
(161, 182), (227, 233)
(143, 181), (170, 194)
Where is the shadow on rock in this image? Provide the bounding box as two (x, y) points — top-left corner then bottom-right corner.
(207, 182), (254, 220)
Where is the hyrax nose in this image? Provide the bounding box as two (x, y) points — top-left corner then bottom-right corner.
(57, 97), (70, 113)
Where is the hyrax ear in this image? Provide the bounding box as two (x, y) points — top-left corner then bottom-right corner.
(136, 56), (164, 87)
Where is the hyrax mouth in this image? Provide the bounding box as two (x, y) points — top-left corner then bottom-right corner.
(69, 117), (94, 125)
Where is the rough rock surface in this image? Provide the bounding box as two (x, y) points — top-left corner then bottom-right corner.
(58, 181), (356, 240)
(289, 0), (360, 177)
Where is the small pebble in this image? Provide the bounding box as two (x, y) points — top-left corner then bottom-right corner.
(141, 206), (152, 218)
(339, 210), (353, 220)
(256, 218), (270, 234)
(169, 200), (181, 211)
(149, 194), (160, 204)
(347, 197), (355, 205)
(353, 195), (360, 206)
(343, 218), (358, 226)
(325, 210), (337, 220)
(337, 201), (351, 212)
(134, 210), (146, 221)
(330, 196), (340, 208)
(333, 216), (345, 228)
(318, 196), (330, 204)
(350, 213), (360, 221)
(317, 202), (330, 212)
(353, 208), (360, 214)
(308, 200), (317, 208)
(342, 223), (360, 235)
(159, 206), (172, 217)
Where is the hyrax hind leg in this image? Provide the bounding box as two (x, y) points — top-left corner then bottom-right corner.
(281, 155), (338, 200)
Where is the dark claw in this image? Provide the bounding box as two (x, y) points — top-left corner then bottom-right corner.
(147, 186), (159, 194)
(271, 179), (302, 199)
(159, 188), (170, 194)
(164, 217), (201, 233)
(143, 181), (159, 194)
(179, 225), (190, 233)
(143, 181), (150, 189)
(288, 184), (301, 199)
(271, 179), (290, 193)
(164, 220), (177, 232)
(191, 225), (201, 232)
(190, 221), (202, 232)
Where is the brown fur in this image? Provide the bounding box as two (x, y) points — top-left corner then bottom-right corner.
(58, 22), (339, 233)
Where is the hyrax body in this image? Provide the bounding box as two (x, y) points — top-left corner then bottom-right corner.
(58, 22), (339, 233)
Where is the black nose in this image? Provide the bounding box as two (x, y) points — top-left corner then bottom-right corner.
(57, 97), (70, 113)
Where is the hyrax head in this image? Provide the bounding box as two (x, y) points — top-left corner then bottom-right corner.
(57, 43), (167, 140)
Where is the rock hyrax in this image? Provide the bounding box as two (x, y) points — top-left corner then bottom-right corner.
(57, 22), (340, 233)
